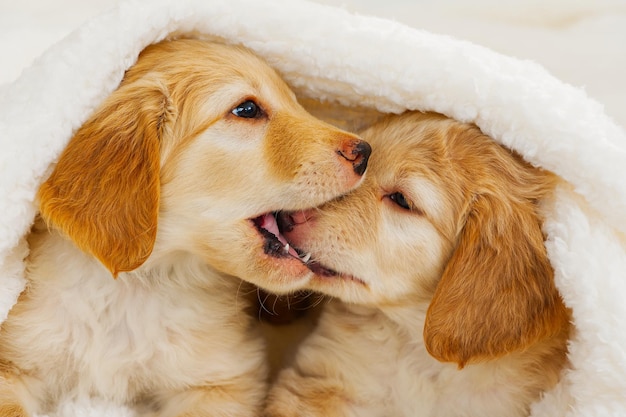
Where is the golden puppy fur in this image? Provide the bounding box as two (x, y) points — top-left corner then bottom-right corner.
(0, 39), (370, 416)
(265, 112), (570, 417)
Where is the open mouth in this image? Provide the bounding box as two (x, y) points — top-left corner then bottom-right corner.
(250, 212), (365, 285)
(251, 212), (311, 263)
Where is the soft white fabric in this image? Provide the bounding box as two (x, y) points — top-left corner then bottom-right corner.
(0, 0), (625, 415)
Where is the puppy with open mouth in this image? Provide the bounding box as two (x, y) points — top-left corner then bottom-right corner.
(265, 111), (570, 417)
(0, 39), (370, 417)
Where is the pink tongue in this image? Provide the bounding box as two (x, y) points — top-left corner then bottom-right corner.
(260, 213), (299, 257)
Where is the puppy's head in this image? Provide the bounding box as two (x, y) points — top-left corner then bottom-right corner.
(38, 39), (370, 290)
(279, 111), (569, 366)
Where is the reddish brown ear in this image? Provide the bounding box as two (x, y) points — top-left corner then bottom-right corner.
(38, 78), (173, 277)
(423, 182), (568, 367)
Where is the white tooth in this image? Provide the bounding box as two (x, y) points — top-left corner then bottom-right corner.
(284, 243), (290, 253)
(301, 252), (311, 263)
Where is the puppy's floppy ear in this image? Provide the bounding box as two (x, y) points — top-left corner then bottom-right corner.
(423, 151), (568, 367)
(38, 77), (174, 277)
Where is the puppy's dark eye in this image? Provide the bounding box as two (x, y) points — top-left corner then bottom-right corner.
(232, 100), (261, 118)
(389, 192), (411, 210)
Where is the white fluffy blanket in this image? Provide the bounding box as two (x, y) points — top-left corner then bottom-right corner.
(1, 0), (625, 416)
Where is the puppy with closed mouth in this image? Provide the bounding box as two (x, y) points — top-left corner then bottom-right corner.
(265, 111), (570, 417)
(0, 39), (370, 417)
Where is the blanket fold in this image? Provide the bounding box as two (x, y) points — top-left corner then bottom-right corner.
(1, 0), (625, 415)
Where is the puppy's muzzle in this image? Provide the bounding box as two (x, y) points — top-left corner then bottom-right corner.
(338, 139), (372, 176)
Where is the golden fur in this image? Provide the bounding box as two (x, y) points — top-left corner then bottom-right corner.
(0, 39), (370, 416)
(265, 111), (570, 417)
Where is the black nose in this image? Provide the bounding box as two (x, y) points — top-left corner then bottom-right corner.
(352, 140), (371, 176)
(338, 139), (372, 176)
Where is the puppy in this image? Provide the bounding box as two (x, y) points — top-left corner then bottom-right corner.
(0, 39), (370, 417)
(265, 111), (570, 417)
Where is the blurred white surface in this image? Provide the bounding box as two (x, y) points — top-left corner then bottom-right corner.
(1, 0), (625, 127)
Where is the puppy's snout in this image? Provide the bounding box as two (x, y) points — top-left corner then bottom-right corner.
(338, 139), (371, 176)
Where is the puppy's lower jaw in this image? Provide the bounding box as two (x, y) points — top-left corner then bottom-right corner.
(252, 213), (312, 262)
(254, 213), (300, 258)
(247, 213), (314, 293)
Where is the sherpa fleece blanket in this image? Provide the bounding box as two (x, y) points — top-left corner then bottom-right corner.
(1, 0), (626, 416)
